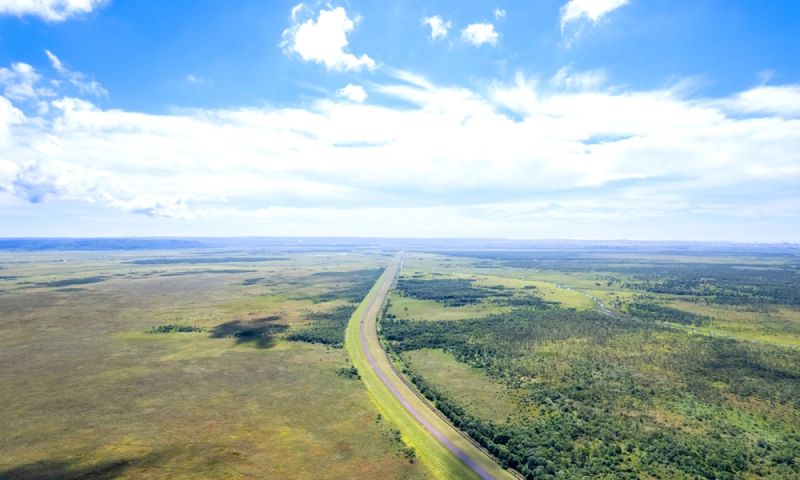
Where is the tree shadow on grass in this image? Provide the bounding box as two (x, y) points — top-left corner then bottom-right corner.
(210, 316), (287, 348)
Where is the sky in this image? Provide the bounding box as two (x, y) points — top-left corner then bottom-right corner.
(0, 0), (798, 241)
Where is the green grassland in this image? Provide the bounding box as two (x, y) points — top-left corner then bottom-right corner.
(387, 295), (512, 321)
(400, 349), (519, 422)
(0, 251), (427, 479)
(383, 250), (800, 479)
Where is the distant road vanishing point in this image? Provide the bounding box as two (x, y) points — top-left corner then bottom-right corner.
(345, 255), (515, 480)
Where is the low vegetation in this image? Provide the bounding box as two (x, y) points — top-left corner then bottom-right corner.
(287, 305), (356, 347)
(0, 250), (427, 479)
(145, 324), (204, 334)
(387, 250), (800, 479)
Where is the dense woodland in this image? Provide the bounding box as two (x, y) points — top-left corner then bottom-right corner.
(384, 275), (800, 479)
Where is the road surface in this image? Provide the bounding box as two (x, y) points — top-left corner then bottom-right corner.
(346, 256), (514, 480)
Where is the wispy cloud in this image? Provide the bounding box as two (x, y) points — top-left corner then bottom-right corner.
(551, 66), (607, 91)
(0, 0), (108, 22)
(281, 5), (376, 72)
(45, 50), (107, 97)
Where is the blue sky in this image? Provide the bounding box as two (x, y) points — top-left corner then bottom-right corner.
(0, 0), (798, 240)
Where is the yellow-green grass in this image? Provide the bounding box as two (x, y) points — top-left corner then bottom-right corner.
(0, 251), (426, 479)
(401, 349), (519, 422)
(471, 275), (595, 310)
(387, 294), (510, 321)
(346, 264), (515, 480)
(666, 300), (800, 348)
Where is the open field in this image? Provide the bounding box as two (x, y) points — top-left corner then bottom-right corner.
(383, 247), (800, 479)
(0, 249), (427, 479)
(2, 241), (799, 479)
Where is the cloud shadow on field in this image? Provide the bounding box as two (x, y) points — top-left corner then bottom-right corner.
(210, 316), (287, 348)
(0, 450), (172, 480)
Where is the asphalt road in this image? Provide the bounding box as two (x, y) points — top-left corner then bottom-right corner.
(356, 257), (498, 480)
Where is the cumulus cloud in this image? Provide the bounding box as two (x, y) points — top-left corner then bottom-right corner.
(560, 0), (629, 29)
(0, 62), (55, 101)
(461, 23), (499, 47)
(281, 5), (376, 72)
(0, 61), (798, 236)
(560, 0), (628, 44)
(422, 15), (451, 40)
(336, 84), (367, 103)
(45, 50), (107, 97)
(0, 0), (108, 22)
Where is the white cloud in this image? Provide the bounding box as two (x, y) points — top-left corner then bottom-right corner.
(715, 85), (800, 117)
(0, 96), (25, 141)
(461, 23), (499, 47)
(561, 0), (629, 30)
(551, 66), (606, 91)
(281, 6), (376, 72)
(494, 8), (506, 20)
(0, 62), (55, 101)
(560, 0), (628, 43)
(422, 15), (451, 40)
(0, 0), (108, 22)
(336, 84), (367, 103)
(0, 62), (798, 238)
(45, 50), (107, 97)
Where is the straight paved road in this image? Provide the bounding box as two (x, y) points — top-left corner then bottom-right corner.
(349, 256), (514, 480)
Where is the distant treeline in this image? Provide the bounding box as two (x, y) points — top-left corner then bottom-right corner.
(127, 257), (286, 265)
(394, 277), (550, 309)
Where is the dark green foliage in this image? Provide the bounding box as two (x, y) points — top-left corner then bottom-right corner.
(626, 301), (710, 325)
(127, 257), (285, 265)
(625, 265), (800, 306)
(146, 324), (204, 334)
(437, 250), (800, 306)
(287, 305), (356, 347)
(210, 316), (287, 348)
(336, 366), (360, 379)
(402, 446), (416, 463)
(159, 269), (256, 276)
(313, 268), (384, 303)
(384, 307), (800, 479)
(37, 276), (107, 287)
(395, 278), (488, 306)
